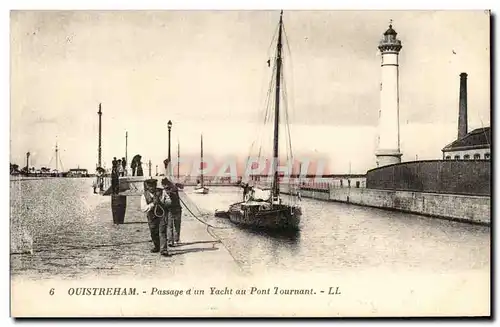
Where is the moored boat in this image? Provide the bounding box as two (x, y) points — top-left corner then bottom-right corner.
(194, 134), (209, 194)
(228, 200), (301, 230)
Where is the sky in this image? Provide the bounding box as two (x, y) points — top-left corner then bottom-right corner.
(10, 10), (490, 174)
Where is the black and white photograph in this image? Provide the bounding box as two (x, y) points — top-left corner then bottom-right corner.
(8, 7), (491, 317)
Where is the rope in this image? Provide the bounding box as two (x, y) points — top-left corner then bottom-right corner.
(178, 196), (229, 230)
(178, 192), (245, 272)
(153, 203), (165, 218)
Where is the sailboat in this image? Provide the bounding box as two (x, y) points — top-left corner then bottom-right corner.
(193, 134), (209, 194)
(227, 11), (302, 231)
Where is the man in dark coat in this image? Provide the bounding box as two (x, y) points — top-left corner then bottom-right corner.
(111, 157), (119, 194)
(162, 178), (182, 246)
(136, 159), (144, 176)
(121, 157), (127, 176)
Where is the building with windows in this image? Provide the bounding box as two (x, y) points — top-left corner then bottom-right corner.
(441, 72), (490, 161)
(442, 127), (491, 160)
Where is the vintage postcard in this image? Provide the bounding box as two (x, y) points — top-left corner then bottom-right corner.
(9, 9), (491, 317)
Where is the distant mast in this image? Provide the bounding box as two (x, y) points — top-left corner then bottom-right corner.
(200, 135), (204, 187)
(98, 103), (102, 168)
(177, 141), (180, 180)
(26, 152), (30, 174)
(125, 131), (128, 167)
(271, 11), (284, 199)
(55, 142), (59, 172)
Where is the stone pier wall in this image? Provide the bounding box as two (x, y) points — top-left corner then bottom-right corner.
(281, 184), (490, 225)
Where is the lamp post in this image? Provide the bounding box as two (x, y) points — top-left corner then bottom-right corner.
(26, 152), (30, 175)
(167, 120), (172, 176)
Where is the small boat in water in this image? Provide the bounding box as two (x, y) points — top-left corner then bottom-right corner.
(227, 11), (302, 231)
(193, 134), (209, 194)
(193, 185), (209, 194)
(214, 209), (230, 218)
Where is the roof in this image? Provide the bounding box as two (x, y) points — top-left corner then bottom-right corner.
(442, 127), (491, 151)
(384, 24), (397, 36)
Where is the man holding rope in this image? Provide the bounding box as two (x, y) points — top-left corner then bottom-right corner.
(141, 179), (172, 257)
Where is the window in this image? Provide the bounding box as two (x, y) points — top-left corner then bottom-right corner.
(454, 155), (460, 160)
(485, 153), (490, 160)
(356, 181), (360, 188)
(463, 154), (470, 160)
(474, 153), (481, 160)
(445, 156), (451, 160)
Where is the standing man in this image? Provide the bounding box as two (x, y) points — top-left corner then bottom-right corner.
(136, 156), (144, 176)
(242, 182), (251, 201)
(111, 157), (119, 194)
(117, 159), (124, 177)
(121, 157), (127, 176)
(162, 178), (182, 247)
(141, 179), (172, 257)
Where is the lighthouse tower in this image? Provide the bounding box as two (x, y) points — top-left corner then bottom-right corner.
(376, 22), (403, 167)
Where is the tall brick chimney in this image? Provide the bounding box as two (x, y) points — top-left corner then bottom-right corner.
(458, 72), (468, 139)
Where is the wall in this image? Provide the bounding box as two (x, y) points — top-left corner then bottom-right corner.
(327, 188), (490, 225)
(280, 184), (490, 225)
(366, 160), (490, 196)
(298, 188), (330, 201)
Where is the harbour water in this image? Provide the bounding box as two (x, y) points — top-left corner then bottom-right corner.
(10, 178), (490, 279)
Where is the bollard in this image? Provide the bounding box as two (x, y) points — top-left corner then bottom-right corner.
(111, 195), (127, 224)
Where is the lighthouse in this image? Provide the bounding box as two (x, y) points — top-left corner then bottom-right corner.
(376, 22), (403, 167)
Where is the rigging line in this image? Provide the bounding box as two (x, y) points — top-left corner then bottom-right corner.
(266, 20), (281, 58)
(282, 25), (297, 119)
(281, 68), (294, 161)
(281, 64), (298, 202)
(252, 61), (276, 164)
(282, 24), (293, 66)
(58, 154), (65, 172)
(257, 34), (278, 123)
(256, 21), (280, 126)
(263, 62), (277, 125)
(256, 62), (277, 165)
(47, 155), (54, 169)
(279, 39), (293, 161)
(281, 78), (290, 168)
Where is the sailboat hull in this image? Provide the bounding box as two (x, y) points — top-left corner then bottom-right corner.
(228, 202), (301, 231)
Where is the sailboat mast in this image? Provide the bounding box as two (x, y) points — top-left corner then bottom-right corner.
(97, 103), (102, 168)
(272, 11), (284, 198)
(177, 141), (180, 180)
(125, 131), (128, 166)
(200, 134), (204, 187)
(55, 142), (59, 172)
